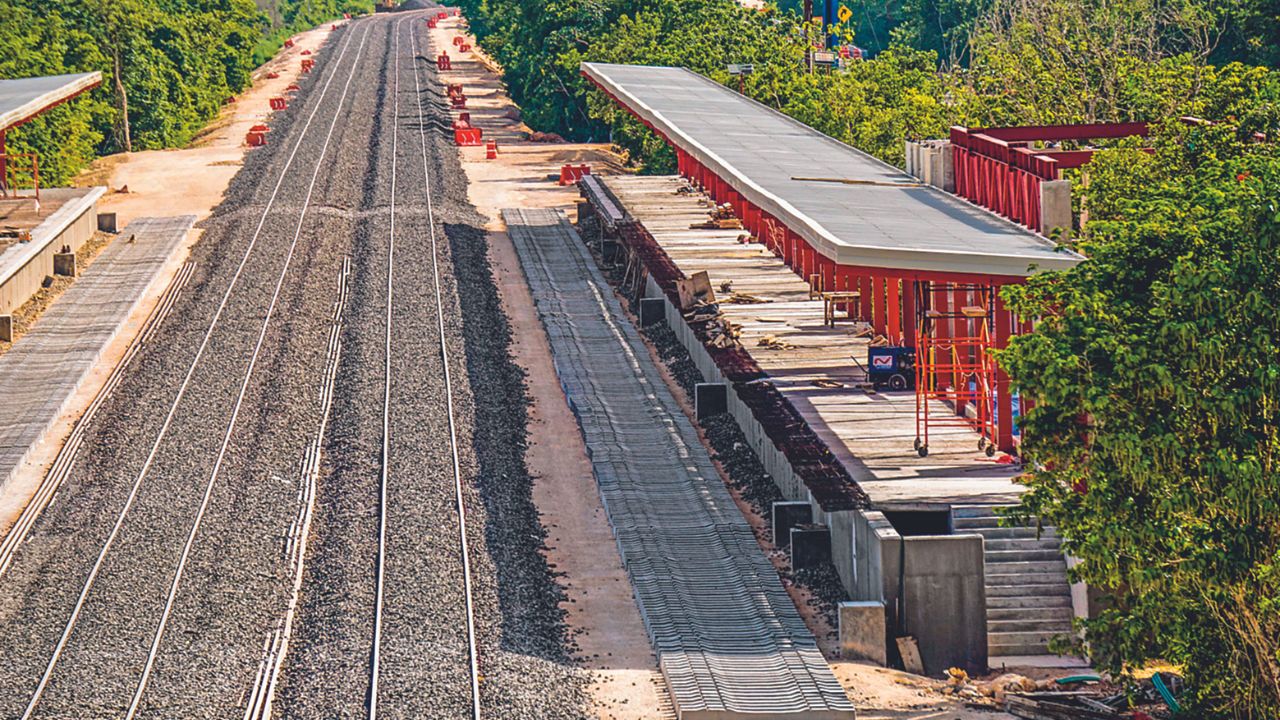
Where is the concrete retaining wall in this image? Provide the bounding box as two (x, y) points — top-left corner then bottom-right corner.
(0, 188), (105, 316)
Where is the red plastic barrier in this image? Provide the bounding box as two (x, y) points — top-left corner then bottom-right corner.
(266, 71), (280, 79)
(455, 127), (483, 146)
(250, 124), (270, 133)
(301, 49), (312, 55)
(269, 97), (287, 110)
(459, 43), (471, 52)
(450, 95), (467, 109)
(437, 53), (451, 71)
(246, 131), (268, 147)
(485, 140), (498, 160)
(559, 164), (591, 186)
(458, 111), (471, 124)
(331, 24), (338, 30)
(453, 8), (461, 15)
(286, 83), (301, 93)
(437, 10), (448, 18)
(301, 58), (315, 73)
(427, 17), (438, 28)
(284, 39), (295, 49)
(453, 36), (465, 46)
(344, 12), (351, 19)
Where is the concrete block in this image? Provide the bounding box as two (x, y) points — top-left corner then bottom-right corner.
(1039, 179), (1072, 240)
(97, 212), (118, 233)
(638, 297), (666, 327)
(791, 523), (831, 570)
(0, 315), (11, 342)
(932, 142), (955, 192)
(694, 382), (727, 419)
(53, 252), (77, 277)
(773, 501), (811, 547)
(839, 600), (888, 665)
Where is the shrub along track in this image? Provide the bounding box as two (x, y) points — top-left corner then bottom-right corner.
(0, 11), (584, 720)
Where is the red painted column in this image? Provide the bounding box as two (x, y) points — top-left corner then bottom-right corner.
(821, 257), (836, 295)
(886, 276), (902, 343)
(858, 273), (872, 320)
(872, 276), (888, 334)
(994, 292), (1016, 453)
(902, 277), (917, 345)
(0, 129), (7, 197)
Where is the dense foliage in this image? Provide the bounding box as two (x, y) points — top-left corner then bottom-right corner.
(1001, 122), (1280, 718)
(0, 0), (371, 186)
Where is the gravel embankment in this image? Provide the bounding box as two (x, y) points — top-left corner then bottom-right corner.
(0, 11), (585, 719)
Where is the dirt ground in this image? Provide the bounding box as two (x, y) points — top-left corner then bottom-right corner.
(0, 23), (341, 538)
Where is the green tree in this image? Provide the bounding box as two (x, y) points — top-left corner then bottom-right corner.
(1000, 120), (1280, 719)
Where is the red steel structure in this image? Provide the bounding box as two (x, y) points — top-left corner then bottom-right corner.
(580, 66), (1074, 454)
(950, 122), (1149, 231)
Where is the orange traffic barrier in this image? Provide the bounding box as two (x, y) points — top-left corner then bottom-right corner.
(269, 97), (287, 110)
(485, 140), (498, 160)
(246, 131), (268, 147)
(453, 36), (465, 47)
(559, 164), (591, 186)
(455, 127), (483, 146)
(437, 53), (451, 70)
(301, 58), (315, 73)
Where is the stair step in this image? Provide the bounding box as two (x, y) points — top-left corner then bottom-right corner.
(984, 538), (1062, 552)
(988, 594), (1074, 609)
(951, 504), (1007, 519)
(985, 559), (1067, 574)
(989, 630), (1070, 656)
(953, 516), (1004, 529)
(989, 618), (1074, 634)
(967, 526), (1059, 540)
(988, 573), (1070, 590)
(988, 605), (1075, 622)
(985, 549), (1064, 563)
(987, 583), (1073, 598)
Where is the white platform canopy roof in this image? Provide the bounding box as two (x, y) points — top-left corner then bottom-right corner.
(0, 72), (102, 132)
(582, 62), (1083, 278)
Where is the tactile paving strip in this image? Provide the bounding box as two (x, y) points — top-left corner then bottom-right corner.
(505, 208), (855, 719)
(0, 215), (195, 493)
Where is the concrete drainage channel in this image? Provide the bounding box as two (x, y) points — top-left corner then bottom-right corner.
(505, 208), (855, 720)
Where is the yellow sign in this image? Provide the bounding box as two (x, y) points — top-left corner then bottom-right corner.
(837, 5), (852, 22)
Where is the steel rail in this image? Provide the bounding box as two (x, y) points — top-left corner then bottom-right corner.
(17, 24), (370, 720)
(0, 260), (195, 579)
(122, 24), (374, 719)
(408, 18), (482, 720)
(367, 14), (405, 720)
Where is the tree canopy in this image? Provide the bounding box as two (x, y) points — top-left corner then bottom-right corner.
(0, 0), (372, 186)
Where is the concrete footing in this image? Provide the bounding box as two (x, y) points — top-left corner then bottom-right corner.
(53, 252), (76, 277)
(1040, 179), (1072, 239)
(0, 315), (12, 342)
(694, 382), (727, 419)
(839, 600), (888, 665)
(772, 501), (811, 548)
(639, 296), (666, 326)
(97, 212), (118, 233)
(791, 524), (831, 570)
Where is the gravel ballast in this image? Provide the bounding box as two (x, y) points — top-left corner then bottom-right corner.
(0, 12), (585, 719)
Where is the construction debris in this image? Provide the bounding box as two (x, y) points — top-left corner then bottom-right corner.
(758, 334), (794, 351)
(723, 292), (769, 304)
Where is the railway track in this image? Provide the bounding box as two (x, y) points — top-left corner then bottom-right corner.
(367, 17), (480, 719)
(10, 22), (373, 719)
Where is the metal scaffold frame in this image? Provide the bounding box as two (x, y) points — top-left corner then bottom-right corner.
(914, 281), (999, 458)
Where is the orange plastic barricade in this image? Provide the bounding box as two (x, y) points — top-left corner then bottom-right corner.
(455, 128), (483, 146)
(559, 164), (591, 185)
(485, 140), (498, 159)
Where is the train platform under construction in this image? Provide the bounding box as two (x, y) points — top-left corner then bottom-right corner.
(579, 61), (1087, 671)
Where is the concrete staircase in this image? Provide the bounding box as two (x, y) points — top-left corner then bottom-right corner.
(953, 505), (1075, 658)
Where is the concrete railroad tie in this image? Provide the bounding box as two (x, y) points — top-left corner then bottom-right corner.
(504, 207), (855, 720)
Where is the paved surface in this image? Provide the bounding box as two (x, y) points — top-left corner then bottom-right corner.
(506, 207), (855, 719)
(581, 62), (1082, 277)
(605, 175), (1022, 508)
(0, 216), (193, 495)
(0, 73), (101, 131)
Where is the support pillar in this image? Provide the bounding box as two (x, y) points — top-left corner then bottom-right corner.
(902, 278), (918, 345)
(994, 294), (1016, 453)
(886, 277), (902, 344)
(872, 276), (888, 335)
(0, 129), (7, 197)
